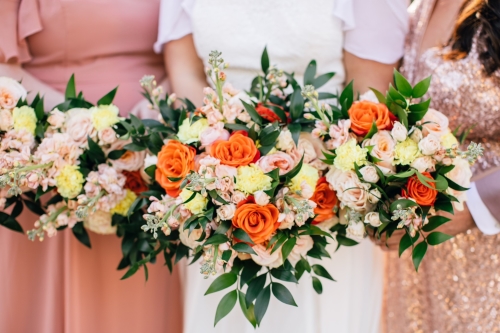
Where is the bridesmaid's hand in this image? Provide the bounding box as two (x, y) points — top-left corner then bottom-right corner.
(370, 204), (476, 252)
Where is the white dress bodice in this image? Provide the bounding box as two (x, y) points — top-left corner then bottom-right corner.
(191, 0), (345, 93)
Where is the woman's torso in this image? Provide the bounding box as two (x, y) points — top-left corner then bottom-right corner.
(22, 0), (164, 112)
(190, 0), (346, 93)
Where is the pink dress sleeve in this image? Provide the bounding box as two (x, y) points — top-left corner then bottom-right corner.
(333, 0), (410, 64)
(0, 0), (42, 64)
(154, 0), (195, 53)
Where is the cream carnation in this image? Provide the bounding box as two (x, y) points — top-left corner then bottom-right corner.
(440, 132), (459, 149)
(0, 77), (27, 109)
(235, 164), (272, 194)
(180, 189), (208, 215)
(394, 138), (421, 165)
(289, 163), (320, 193)
(110, 189), (137, 216)
(13, 106), (37, 135)
(334, 139), (368, 171)
(84, 210), (116, 235)
(90, 104), (120, 131)
(55, 165), (84, 199)
(177, 118), (209, 144)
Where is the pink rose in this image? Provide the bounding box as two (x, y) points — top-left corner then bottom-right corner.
(0, 77), (27, 109)
(200, 122), (230, 147)
(215, 164), (237, 179)
(65, 108), (96, 146)
(287, 235), (314, 265)
(106, 139), (145, 171)
(231, 191), (247, 204)
(363, 130), (396, 170)
(254, 190), (270, 206)
(422, 108), (450, 138)
(256, 152), (295, 175)
(98, 127), (118, 145)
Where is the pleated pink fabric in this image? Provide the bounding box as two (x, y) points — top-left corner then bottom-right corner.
(0, 1), (183, 332)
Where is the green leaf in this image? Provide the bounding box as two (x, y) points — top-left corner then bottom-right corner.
(313, 72), (335, 89)
(241, 100), (263, 125)
(391, 102), (408, 128)
(23, 199), (45, 215)
(272, 282), (297, 306)
(339, 81), (354, 117)
(369, 87), (387, 104)
(294, 257), (311, 281)
(72, 222), (91, 248)
(336, 234), (359, 247)
(97, 87), (118, 105)
(416, 171), (436, 189)
(312, 276), (323, 294)
(240, 261), (262, 287)
(398, 232), (420, 257)
(444, 176), (469, 191)
(215, 220), (232, 235)
(434, 193), (454, 214)
(34, 98), (45, 120)
(232, 228), (255, 245)
(238, 291), (257, 328)
(364, 121), (378, 139)
(203, 234), (229, 246)
(427, 232), (453, 246)
(422, 216), (451, 232)
(290, 88), (304, 121)
(214, 290), (238, 326)
(412, 76), (432, 98)
(11, 200), (23, 218)
(281, 237), (297, 261)
(270, 233), (288, 254)
(434, 174), (448, 191)
(270, 269), (298, 283)
(232, 242), (256, 255)
(261, 47), (270, 74)
(0, 212), (23, 233)
(65, 74), (76, 99)
(245, 274), (267, 306)
(205, 272), (237, 295)
(87, 136), (107, 164)
(282, 155), (304, 181)
(390, 198), (419, 213)
(259, 128), (280, 146)
(394, 69), (413, 97)
(254, 285), (271, 326)
(304, 60), (317, 86)
(121, 263), (140, 280)
(412, 241), (428, 271)
(287, 123), (301, 147)
(312, 264), (334, 281)
(108, 149), (126, 160)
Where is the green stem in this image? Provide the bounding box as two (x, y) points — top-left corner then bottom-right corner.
(15, 162), (53, 174)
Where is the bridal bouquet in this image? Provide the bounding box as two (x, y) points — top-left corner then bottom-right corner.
(0, 76), (147, 246)
(117, 51), (347, 327)
(302, 71), (483, 270)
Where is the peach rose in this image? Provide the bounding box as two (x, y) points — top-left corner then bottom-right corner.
(256, 151), (295, 175)
(0, 77), (27, 109)
(107, 139), (145, 172)
(211, 132), (258, 167)
(65, 108), (96, 146)
(348, 101), (395, 136)
(156, 140), (196, 197)
(232, 196), (280, 244)
(98, 127), (118, 145)
(363, 130), (396, 170)
(250, 244), (283, 268)
(403, 172), (438, 206)
(421, 108), (450, 138)
(286, 235), (314, 265)
(311, 177), (338, 224)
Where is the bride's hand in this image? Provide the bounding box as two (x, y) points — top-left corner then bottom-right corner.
(129, 99), (160, 120)
(370, 204), (476, 252)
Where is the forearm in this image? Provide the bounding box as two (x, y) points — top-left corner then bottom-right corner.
(344, 51), (399, 95)
(164, 35), (207, 106)
(0, 63), (64, 110)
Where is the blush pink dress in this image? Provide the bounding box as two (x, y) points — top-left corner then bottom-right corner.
(0, 1), (182, 332)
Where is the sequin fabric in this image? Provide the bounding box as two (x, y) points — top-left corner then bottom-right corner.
(383, 0), (500, 332)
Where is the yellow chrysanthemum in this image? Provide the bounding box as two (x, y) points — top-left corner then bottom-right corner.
(110, 189), (137, 216)
(333, 139), (368, 171)
(180, 189), (208, 215)
(235, 164), (272, 194)
(440, 132), (459, 149)
(90, 104), (120, 131)
(55, 165), (84, 199)
(177, 118), (209, 144)
(289, 163), (320, 193)
(394, 138), (421, 165)
(12, 106), (37, 134)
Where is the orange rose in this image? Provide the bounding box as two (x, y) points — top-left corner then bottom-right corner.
(156, 140), (196, 197)
(233, 196), (280, 244)
(348, 101), (395, 136)
(311, 177), (338, 224)
(123, 170), (148, 195)
(211, 133), (258, 167)
(402, 172), (438, 206)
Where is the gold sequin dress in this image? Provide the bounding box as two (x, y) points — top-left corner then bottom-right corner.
(383, 0), (500, 332)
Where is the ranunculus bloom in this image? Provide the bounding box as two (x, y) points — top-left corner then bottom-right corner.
(311, 177), (338, 224)
(232, 196), (280, 244)
(403, 172), (438, 206)
(255, 103), (282, 123)
(156, 140), (196, 197)
(348, 101), (395, 136)
(123, 170), (148, 194)
(211, 133), (258, 167)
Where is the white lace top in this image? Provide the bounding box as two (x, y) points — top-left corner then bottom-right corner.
(156, 0), (408, 93)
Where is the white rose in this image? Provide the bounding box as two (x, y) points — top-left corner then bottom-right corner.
(418, 134), (441, 155)
(179, 226), (204, 249)
(84, 210), (116, 235)
(107, 139), (145, 171)
(363, 131), (396, 170)
(391, 121), (408, 142)
(65, 108), (96, 146)
(409, 127), (423, 142)
(445, 157), (472, 210)
(254, 191), (270, 206)
(359, 165), (380, 183)
(368, 188), (381, 204)
(0, 109), (13, 131)
(411, 156), (436, 173)
(47, 108), (66, 129)
(276, 128), (295, 152)
(98, 127), (118, 145)
(346, 221), (365, 241)
(251, 244), (283, 268)
(216, 204), (236, 221)
(327, 168), (373, 213)
(0, 77), (27, 109)
(231, 191), (247, 204)
(422, 108), (450, 138)
(364, 212), (382, 227)
(287, 235), (314, 265)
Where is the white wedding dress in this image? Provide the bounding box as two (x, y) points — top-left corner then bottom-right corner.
(156, 1), (408, 332)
